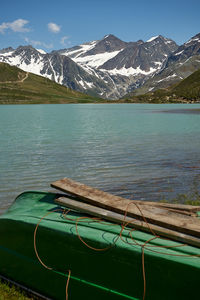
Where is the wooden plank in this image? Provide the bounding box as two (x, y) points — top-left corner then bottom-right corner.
(134, 201), (200, 213)
(51, 179), (200, 213)
(51, 178), (200, 238)
(55, 196), (200, 248)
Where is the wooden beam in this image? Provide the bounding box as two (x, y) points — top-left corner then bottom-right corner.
(51, 179), (200, 213)
(134, 201), (200, 214)
(55, 196), (200, 248)
(51, 178), (200, 238)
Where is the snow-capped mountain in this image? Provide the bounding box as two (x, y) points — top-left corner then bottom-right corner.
(0, 45), (111, 96)
(133, 33), (200, 95)
(54, 34), (178, 98)
(0, 34), (179, 99)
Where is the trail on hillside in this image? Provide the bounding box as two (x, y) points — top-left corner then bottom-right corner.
(0, 72), (29, 84)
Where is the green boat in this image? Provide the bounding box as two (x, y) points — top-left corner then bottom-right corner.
(0, 191), (200, 300)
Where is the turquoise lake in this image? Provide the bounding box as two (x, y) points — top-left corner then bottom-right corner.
(0, 103), (200, 213)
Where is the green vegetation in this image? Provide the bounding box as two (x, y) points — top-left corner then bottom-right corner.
(160, 175), (200, 206)
(0, 62), (105, 104)
(0, 279), (35, 299)
(172, 68), (200, 100)
(123, 68), (200, 103)
(0, 63), (26, 82)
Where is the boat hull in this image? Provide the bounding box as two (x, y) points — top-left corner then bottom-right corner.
(0, 191), (200, 300)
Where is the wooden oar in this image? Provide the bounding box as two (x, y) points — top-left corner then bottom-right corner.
(55, 196), (200, 248)
(51, 178), (200, 238)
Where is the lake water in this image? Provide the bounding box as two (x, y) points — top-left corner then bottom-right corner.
(1, 103), (200, 213)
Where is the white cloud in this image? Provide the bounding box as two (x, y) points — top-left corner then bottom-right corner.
(25, 37), (53, 49)
(48, 22), (61, 33)
(25, 37), (41, 47)
(0, 23), (8, 34)
(0, 19), (30, 34)
(60, 36), (70, 46)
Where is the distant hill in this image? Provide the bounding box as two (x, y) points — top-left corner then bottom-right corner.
(0, 62), (104, 104)
(123, 68), (200, 103)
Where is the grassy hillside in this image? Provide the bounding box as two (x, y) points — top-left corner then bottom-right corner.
(0, 62), (27, 82)
(172, 67), (200, 100)
(0, 62), (105, 104)
(123, 68), (200, 103)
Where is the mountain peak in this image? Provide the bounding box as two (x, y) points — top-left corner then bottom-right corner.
(103, 34), (120, 40)
(80, 34), (126, 55)
(146, 35), (171, 43)
(137, 39), (144, 44)
(16, 45), (38, 53)
(145, 35), (178, 52)
(18, 45), (34, 49)
(101, 34), (125, 45)
(0, 47), (14, 54)
(184, 32), (200, 45)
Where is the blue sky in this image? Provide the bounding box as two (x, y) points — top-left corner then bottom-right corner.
(0, 0), (200, 51)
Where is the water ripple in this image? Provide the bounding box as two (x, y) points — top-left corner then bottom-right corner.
(1, 103), (200, 213)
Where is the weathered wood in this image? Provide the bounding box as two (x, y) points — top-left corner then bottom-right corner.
(56, 196), (200, 248)
(135, 201), (200, 214)
(51, 178), (200, 238)
(51, 179), (200, 213)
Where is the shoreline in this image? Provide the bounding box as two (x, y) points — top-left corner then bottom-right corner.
(0, 100), (200, 105)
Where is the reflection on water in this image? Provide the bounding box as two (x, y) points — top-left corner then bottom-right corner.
(0, 103), (200, 213)
(161, 109), (200, 114)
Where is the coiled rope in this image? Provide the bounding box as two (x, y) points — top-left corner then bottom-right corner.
(34, 202), (200, 300)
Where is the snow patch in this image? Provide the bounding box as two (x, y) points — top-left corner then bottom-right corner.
(78, 79), (94, 89)
(175, 50), (184, 56)
(48, 57), (60, 82)
(154, 61), (162, 68)
(103, 66), (157, 76)
(74, 50), (122, 68)
(156, 74), (177, 83)
(0, 50), (14, 56)
(63, 40), (98, 58)
(146, 36), (159, 43)
(148, 87), (154, 91)
(77, 41), (97, 53)
(185, 37), (200, 45)
(85, 81), (94, 88)
(164, 40), (173, 44)
(62, 48), (82, 56)
(36, 49), (46, 54)
(79, 79), (86, 89)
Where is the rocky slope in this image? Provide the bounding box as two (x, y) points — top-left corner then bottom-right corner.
(123, 67), (200, 103)
(133, 33), (200, 95)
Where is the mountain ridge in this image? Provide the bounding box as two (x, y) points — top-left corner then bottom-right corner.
(0, 32), (199, 99)
(132, 33), (200, 95)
